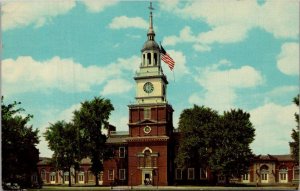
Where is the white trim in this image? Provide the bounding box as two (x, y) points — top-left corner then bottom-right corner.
(175, 168), (182, 180)
(108, 170), (114, 180)
(119, 147), (125, 158)
(142, 147), (152, 153)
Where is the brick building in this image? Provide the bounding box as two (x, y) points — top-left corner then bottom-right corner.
(35, 3), (299, 187)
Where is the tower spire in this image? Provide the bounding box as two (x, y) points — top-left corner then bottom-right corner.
(147, 1), (155, 40)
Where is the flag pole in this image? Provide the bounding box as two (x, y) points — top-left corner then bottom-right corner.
(172, 70), (175, 82)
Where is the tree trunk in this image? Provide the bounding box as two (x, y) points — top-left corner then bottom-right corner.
(68, 167), (72, 187)
(95, 173), (99, 186)
(225, 176), (230, 185)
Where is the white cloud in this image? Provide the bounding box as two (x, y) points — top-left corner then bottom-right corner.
(250, 102), (297, 154)
(277, 42), (299, 76)
(3, 55), (140, 95)
(193, 44), (211, 52)
(2, 1), (76, 31)
(109, 116), (128, 131)
(101, 79), (133, 95)
(108, 16), (148, 29)
(2, 0), (119, 31)
(81, 0), (118, 13)
(189, 60), (263, 111)
(37, 103), (81, 157)
(160, 0), (299, 47)
(163, 26), (196, 46)
(161, 50), (189, 79)
(267, 86), (299, 98)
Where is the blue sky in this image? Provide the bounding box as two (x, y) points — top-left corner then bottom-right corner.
(2, 0), (299, 157)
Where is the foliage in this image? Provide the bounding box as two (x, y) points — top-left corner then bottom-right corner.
(290, 94), (299, 162)
(73, 97), (114, 186)
(175, 105), (255, 184)
(2, 97), (40, 188)
(175, 105), (219, 168)
(44, 121), (81, 187)
(209, 109), (255, 182)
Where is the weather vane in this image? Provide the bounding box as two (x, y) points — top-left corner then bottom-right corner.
(148, 1), (154, 11)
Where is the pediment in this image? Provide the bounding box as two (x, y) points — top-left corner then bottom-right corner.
(138, 119), (157, 125)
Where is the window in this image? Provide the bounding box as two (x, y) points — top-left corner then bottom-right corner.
(99, 172), (103, 181)
(200, 168), (207, 179)
(188, 168), (194, 180)
(64, 172), (69, 183)
(41, 169), (46, 181)
(175, 169), (182, 180)
(88, 171), (94, 181)
(143, 54), (145, 66)
(242, 174), (249, 180)
(147, 53), (151, 65)
(144, 150), (152, 167)
(78, 172), (84, 183)
(144, 108), (151, 119)
(154, 53), (157, 65)
(260, 165), (269, 183)
(279, 166), (288, 183)
(119, 169), (126, 180)
(108, 170), (114, 180)
(32, 175), (38, 183)
(119, 147), (125, 158)
(50, 172), (56, 182)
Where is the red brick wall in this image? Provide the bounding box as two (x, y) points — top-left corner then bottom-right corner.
(127, 141), (169, 186)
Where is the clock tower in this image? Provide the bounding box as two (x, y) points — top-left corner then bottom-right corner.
(127, 2), (175, 186)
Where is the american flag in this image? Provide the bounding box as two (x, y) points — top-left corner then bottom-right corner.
(160, 45), (175, 70)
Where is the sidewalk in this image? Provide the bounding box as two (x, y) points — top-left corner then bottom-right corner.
(38, 185), (298, 191)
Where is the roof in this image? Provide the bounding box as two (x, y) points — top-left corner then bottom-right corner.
(254, 154), (293, 161)
(37, 157), (52, 165)
(107, 131), (129, 144)
(80, 157), (92, 164)
(141, 40), (160, 52)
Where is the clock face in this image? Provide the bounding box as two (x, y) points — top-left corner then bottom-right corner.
(143, 82), (154, 93)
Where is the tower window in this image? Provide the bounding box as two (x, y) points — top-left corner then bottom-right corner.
(147, 53), (151, 65)
(144, 108), (151, 119)
(154, 53), (157, 65)
(143, 54), (145, 66)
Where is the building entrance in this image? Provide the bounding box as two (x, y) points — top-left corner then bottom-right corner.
(142, 170), (153, 185)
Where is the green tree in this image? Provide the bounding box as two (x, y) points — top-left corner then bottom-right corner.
(73, 97), (114, 186)
(44, 121), (80, 187)
(175, 105), (219, 170)
(208, 109), (255, 184)
(290, 95), (299, 162)
(2, 98), (40, 188)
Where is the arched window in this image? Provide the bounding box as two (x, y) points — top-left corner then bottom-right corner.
(260, 165), (269, 183)
(147, 53), (151, 65)
(144, 150), (152, 167)
(41, 169), (46, 182)
(143, 54), (145, 66)
(154, 53), (157, 65)
(50, 172), (56, 183)
(279, 165), (288, 183)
